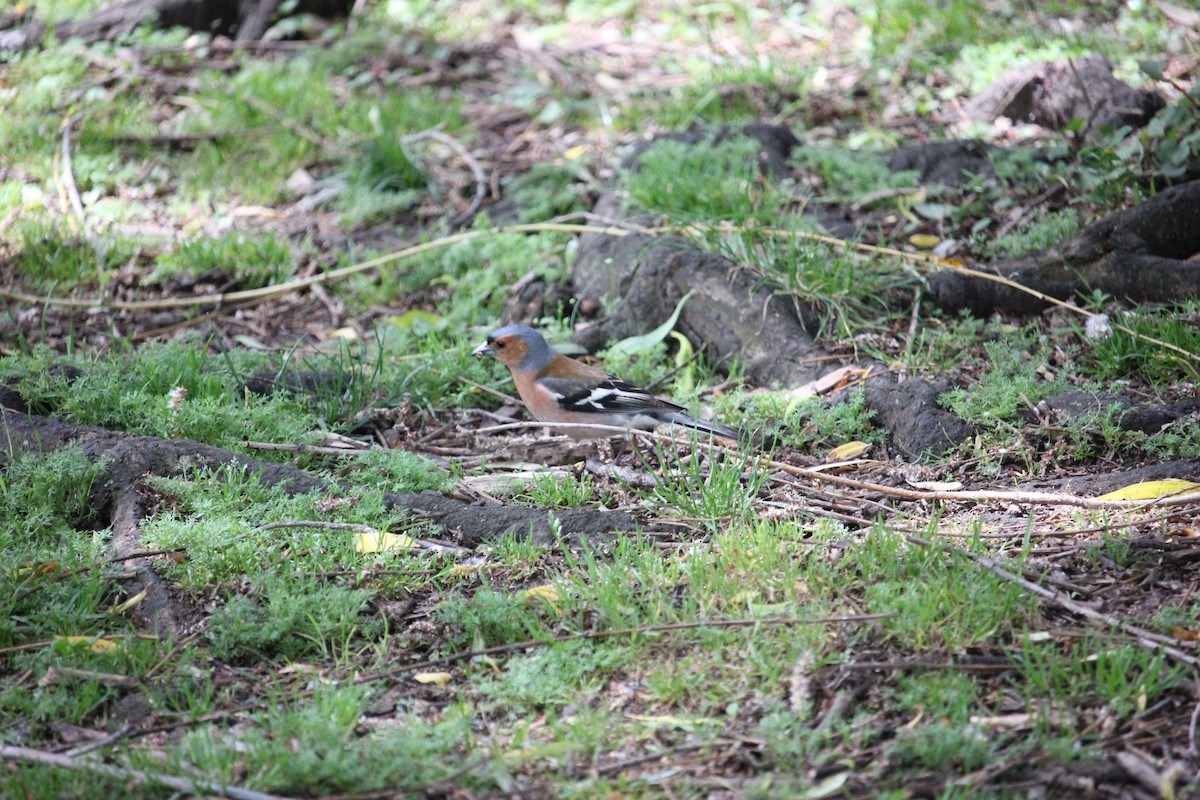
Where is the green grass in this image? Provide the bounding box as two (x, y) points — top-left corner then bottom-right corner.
(0, 2), (1193, 797)
(733, 388), (884, 452)
(0, 341), (322, 447)
(940, 332), (1073, 426)
(632, 438), (771, 533)
(855, 528), (1035, 651)
(177, 52), (464, 208)
(9, 217), (142, 289)
(1088, 305), (1200, 385)
(792, 145), (919, 204)
(983, 207), (1081, 260)
(1017, 635), (1185, 718)
(148, 230), (297, 288)
(521, 471), (607, 507)
(626, 136), (789, 224)
(173, 684), (480, 795)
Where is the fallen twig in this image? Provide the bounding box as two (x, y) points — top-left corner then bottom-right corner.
(908, 533), (1199, 667)
(0, 744), (293, 800)
(238, 91), (327, 147)
(241, 440), (369, 455)
(58, 114), (87, 230)
(472, 420), (1200, 511)
(768, 456), (1200, 511)
(0, 223), (633, 312)
(402, 128), (489, 228)
(670, 222), (1200, 368)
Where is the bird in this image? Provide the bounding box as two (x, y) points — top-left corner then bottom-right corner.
(473, 323), (749, 442)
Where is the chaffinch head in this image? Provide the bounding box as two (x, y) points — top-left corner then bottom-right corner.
(473, 323), (748, 442)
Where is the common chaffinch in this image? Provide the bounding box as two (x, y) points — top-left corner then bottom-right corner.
(473, 323), (748, 442)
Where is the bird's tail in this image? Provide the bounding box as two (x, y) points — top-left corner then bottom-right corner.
(660, 411), (774, 450)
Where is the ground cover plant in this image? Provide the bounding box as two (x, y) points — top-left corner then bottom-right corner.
(2, 0), (1199, 798)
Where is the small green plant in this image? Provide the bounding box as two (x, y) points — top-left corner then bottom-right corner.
(867, 0), (987, 64)
(1088, 306), (1200, 385)
(1151, 604), (1200, 635)
(338, 135), (430, 223)
(984, 207), (1080, 259)
(1, 341), (321, 447)
(11, 218), (140, 289)
(892, 671), (981, 724)
(522, 472), (603, 508)
(352, 222), (571, 329)
(941, 335), (1072, 429)
(174, 684), (480, 794)
(0, 446), (106, 542)
(488, 530), (550, 573)
(693, 213), (916, 339)
(278, 334), (390, 427)
(888, 721), (994, 772)
(791, 145), (919, 204)
(633, 438), (769, 533)
(686, 518), (846, 611)
(434, 587), (546, 651)
(626, 136), (787, 224)
(1018, 636), (1185, 718)
(853, 529), (1034, 650)
(597, 340), (673, 391)
(333, 448), (453, 494)
(504, 161), (597, 223)
(1140, 62), (1200, 180)
(207, 575), (379, 662)
(476, 639), (634, 710)
(150, 231), (296, 288)
(733, 388), (882, 452)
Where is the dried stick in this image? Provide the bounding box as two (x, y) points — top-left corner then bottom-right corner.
(241, 440), (369, 455)
(0, 745), (295, 800)
(59, 115), (87, 230)
(472, 420), (1200, 512)
(0, 223), (633, 312)
(908, 533), (1198, 668)
(402, 128), (489, 228)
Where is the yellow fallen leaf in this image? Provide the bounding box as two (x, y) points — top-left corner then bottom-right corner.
(908, 233), (940, 250)
(413, 671), (453, 685)
(355, 531), (417, 553)
(111, 589), (147, 615)
(563, 145), (590, 160)
(522, 584), (561, 603)
(56, 636), (118, 653)
(448, 564), (480, 577)
(1096, 479), (1200, 501)
(826, 441), (870, 461)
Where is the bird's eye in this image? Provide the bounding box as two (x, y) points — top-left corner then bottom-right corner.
(494, 339), (506, 349)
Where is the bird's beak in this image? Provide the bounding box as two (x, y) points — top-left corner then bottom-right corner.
(472, 340), (494, 359)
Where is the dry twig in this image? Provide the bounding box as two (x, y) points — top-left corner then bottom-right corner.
(909, 533), (1198, 668)
(0, 745), (293, 800)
